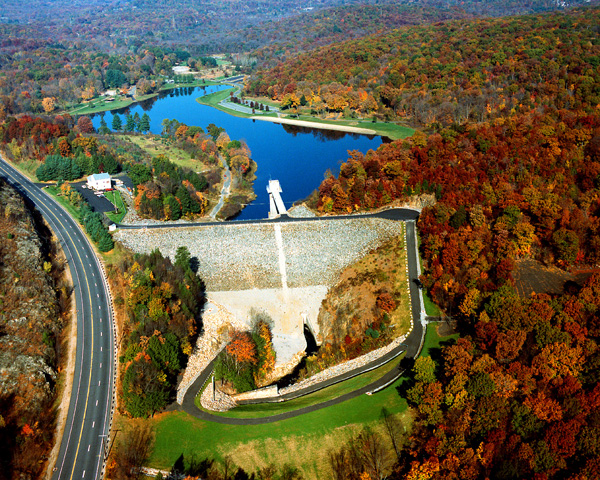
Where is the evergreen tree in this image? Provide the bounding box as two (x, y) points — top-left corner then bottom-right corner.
(124, 114), (135, 132)
(176, 186), (192, 214)
(139, 113), (151, 133)
(164, 195), (181, 220)
(98, 116), (110, 135)
(174, 246), (191, 272)
(111, 114), (122, 131)
(133, 112), (141, 131)
(98, 233), (114, 252)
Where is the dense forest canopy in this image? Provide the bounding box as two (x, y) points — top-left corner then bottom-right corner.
(1, 1), (597, 117)
(247, 6), (600, 126)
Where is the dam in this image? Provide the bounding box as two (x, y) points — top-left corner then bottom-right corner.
(114, 206), (414, 369)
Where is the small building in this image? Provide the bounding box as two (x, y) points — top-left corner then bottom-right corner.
(267, 179), (287, 219)
(87, 173), (111, 191)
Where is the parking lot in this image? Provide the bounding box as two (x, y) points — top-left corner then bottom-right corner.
(71, 174), (133, 214)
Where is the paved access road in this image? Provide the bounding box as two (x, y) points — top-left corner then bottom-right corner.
(116, 206), (420, 230)
(180, 218), (425, 425)
(0, 158), (115, 480)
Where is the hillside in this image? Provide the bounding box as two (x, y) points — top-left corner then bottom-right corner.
(0, 1), (595, 117)
(246, 6), (600, 126)
(0, 178), (65, 479)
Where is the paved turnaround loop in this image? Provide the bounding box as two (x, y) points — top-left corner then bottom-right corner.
(0, 158), (115, 480)
(179, 218), (425, 425)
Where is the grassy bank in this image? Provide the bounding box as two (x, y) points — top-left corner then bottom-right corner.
(66, 80), (221, 116)
(104, 190), (127, 223)
(67, 93), (158, 116)
(43, 186), (82, 220)
(202, 354), (405, 419)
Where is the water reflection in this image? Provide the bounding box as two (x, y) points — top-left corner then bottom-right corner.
(281, 123), (372, 142)
(91, 86), (383, 220)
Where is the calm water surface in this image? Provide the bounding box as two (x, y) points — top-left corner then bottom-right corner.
(92, 86), (383, 220)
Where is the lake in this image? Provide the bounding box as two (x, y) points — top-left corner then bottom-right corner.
(92, 86), (383, 220)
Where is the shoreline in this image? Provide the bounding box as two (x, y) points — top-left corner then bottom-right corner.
(251, 116), (378, 135)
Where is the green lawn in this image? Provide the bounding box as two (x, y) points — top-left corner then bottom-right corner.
(149, 375), (410, 476)
(104, 190), (127, 223)
(67, 93), (157, 116)
(66, 80), (221, 115)
(421, 323), (459, 359)
(358, 121), (415, 140)
(146, 321), (456, 477)
(118, 135), (212, 172)
(423, 292), (442, 317)
(203, 353), (405, 419)
(195, 88), (265, 119)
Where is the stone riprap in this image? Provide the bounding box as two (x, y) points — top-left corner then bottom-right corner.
(114, 218), (404, 291)
(176, 301), (247, 404)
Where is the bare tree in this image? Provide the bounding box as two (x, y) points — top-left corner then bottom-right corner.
(381, 407), (405, 461)
(354, 427), (392, 480)
(112, 424), (154, 480)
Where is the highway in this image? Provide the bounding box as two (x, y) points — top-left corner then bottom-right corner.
(0, 158), (114, 480)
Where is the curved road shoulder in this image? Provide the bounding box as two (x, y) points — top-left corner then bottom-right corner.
(0, 158), (115, 480)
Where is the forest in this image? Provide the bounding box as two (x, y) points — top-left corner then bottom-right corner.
(247, 7), (600, 126)
(308, 56), (600, 480)
(108, 247), (205, 418)
(0, 1), (594, 118)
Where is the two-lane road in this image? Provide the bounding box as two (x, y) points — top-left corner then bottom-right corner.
(0, 158), (114, 480)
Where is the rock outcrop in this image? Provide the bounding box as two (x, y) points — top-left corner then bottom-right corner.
(0, 178), (62, 479)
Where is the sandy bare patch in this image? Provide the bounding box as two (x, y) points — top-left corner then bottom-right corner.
(208, 286), (328, 365)
(251, 116), (377, 135)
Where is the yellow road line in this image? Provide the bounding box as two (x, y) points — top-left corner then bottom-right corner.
(0, 164), (99, 479)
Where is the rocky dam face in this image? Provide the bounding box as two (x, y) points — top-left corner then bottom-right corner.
(115, 215), (405, 368)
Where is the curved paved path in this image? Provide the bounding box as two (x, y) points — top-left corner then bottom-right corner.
(208, 153), (231, 219)
(179, 219), (424, 425)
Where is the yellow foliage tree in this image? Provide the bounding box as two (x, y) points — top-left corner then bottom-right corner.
(42, 97), (55, 113)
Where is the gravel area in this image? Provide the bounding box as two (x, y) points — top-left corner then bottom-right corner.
(176, 301), (247, 404)
(115, 218), (404, 291)
(287, 204), (317, 218)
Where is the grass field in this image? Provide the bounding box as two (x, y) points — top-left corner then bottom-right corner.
(118, 135), (203, 171)
(202, 354), (405, 419)
(104, 190), (127, 223)
(147, 374), (411, 478)
(144, 325), (456, 477)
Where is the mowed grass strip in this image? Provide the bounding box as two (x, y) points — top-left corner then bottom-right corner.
(104, 190), (127, 223)
(206, 354), (405, 418)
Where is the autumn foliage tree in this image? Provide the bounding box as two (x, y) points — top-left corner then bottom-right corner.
(112, 248), (205, 417)
(215, 313), (276, 393)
